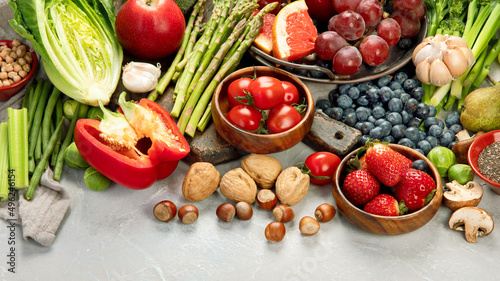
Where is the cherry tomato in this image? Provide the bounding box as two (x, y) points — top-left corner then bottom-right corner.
(304, 152), (341, 185)
(248, 76), (285, 110)
(227, 77), (253, 108)
(267, 104), (302, 133)
(281, 81), (300, 105)
(226, 105), (263, 131)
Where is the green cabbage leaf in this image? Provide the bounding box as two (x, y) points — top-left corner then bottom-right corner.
(8, 0), (123, 106)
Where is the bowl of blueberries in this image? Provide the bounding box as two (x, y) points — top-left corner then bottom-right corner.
(315, 70), (463, 152)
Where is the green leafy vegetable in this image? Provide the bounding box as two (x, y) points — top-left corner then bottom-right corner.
(8, 0), (123, 106)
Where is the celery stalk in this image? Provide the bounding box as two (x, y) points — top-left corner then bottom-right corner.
(7, 108), (30, 189)
(0, 123), (9, 201)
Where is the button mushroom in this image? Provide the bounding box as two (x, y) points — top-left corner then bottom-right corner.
(448, 206), (494, 243)
(443, 180), (483, 211)
(451, 129), (485, 164)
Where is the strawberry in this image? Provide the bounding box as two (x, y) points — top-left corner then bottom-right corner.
(342, 169), (380, 206)
(363, 194), (407, 216)
(393, 168), (436, 212)
(393, 151), (413, 171)
(364, 142), (406, 186)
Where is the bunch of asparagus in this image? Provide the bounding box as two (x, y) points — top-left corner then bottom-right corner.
(148, 0), (277, 137)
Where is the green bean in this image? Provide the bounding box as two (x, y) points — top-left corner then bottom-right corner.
(53, 103), (80, 181)
(27, 81), (52, 173)
(27, 79), (45, 134)
(34, 128), (41, 162)
(25, 117), (65, 201)
(42, 87), (61, 151)
(21, 84), (34, 109)
(51, 97), (64, 167)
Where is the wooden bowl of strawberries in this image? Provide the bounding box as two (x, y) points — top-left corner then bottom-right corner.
(332, 143), (443, 235)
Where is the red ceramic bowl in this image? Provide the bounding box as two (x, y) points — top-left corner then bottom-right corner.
(468, 130), (500, 194)
(0, 40), (38, 102)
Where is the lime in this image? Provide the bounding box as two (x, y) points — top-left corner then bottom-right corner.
(448, 164), (474, 185)
(64, 142), (89, 170)
(84, 167), (111, 191)
(427, 146), (456, 177)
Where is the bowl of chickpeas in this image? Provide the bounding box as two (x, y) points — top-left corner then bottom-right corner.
(0, 39), (38, 102)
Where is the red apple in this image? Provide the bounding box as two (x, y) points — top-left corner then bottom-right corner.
(115, 0), (186, 60)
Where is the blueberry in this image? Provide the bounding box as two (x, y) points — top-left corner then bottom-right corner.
(401, 111), (411, 124)
(377, 75), (392, 87)
(386, 112), (403, 125)
(407, 117), (421, 128)
(425, 135), (438, 148)
(375, 118), (387, 127)
(372, 106), (386, 119)
(417, 140), (432, 155)
(400, 93), (411, 105)
(356, 107), (371, 122)
(393, 72), (408, 85)
(343, 111), (357, 126)
(403, 79), (419, 92)
(343, 108), (355, 116)
(393, 89), (405, 97)
(368, 116), (377, 124)
(449, 124), (463, 134)
(437, 118), (445, 129)
(427, 105), (437, 117)
(360, 122), (375, 135)
(295, 67), (309, 77)
(415, 148), (426, 155)
(398, 38), (412, 49)
(310, 69), (326, 79)
(439, 129), (455, 147)
(337, 94), (353, 109)
(405, 127), (421, 142)
(379, 120), (393, 136)
(445, 111), (461, 127)
(398, 137), (415, 149)
(410, 87), (425, 101)
(358, 134), (371, 146)
(389, 81), (403, 91)
(388, 98), (403, 112)
(316, 99), (331, 111)
(356, 95), (370, 106)
(357, 83), (370, 94)
(355, 122), (364, 131)
(418, 129), (427, 142)
(412, 159), (429, 172)
(391, 124), (406, 139)
(423, 117), (440, 130)
(448, 141), (457, 149)
(404, 98), (419, 114)
(328, 89), (340, 105)
(381, 135), (396, 143)
(325, 107), (343, 120)
(371, 101), (384, 108)
(379, 86), (394, 104)
(369, 127), (384, 140)
(428, 124), (443, 138)
(347, 87), (361, 100)
(282, 66), (295, 73)
(339, 84), (353, 95)
(414, 103), (429, 119)
(366, 88), (380, 102)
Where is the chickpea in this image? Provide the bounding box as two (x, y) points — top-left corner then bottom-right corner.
(3, 64), (13, 72)
(17, 57), (26, 66)
(12, 39), (21, 47)
(16, 48), (26, 58)
(0, 72), (7, 80)
(22, 64), (31, 73)
(5, 56), (13, 64)
(9, 52), (17, 60)
(24, 54), (33, 63)
(13, 75), (21, 83)
(13, 63), (22, 73)
(18, 70), (27, 78)
(2, 80), (11, 87)
(0, 51), (8, 59)
(7, 71), (17, 79)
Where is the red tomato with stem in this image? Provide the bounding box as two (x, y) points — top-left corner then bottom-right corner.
(227, 77), (253, 108)
(226, 105), (263, 131)
(248, 76), (285, 110)
(281, 81), (300, 105)
(267, 104), (302, 133)
(304, 152), (341, 185)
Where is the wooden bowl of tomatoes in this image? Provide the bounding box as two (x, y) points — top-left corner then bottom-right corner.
(212, 66), (314, 154)
(332, 144), (443, 235)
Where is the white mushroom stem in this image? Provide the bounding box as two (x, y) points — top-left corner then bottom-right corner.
(448, 207), (494, 243)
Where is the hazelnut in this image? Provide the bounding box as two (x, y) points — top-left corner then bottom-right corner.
(314, 203), (336, 223)
(220, 168), (257, 204)
(275, 166), (310, 206)
(256, 189), (278, 211)
(182, 162), (221, 202)
(178, 204), (199, 224)
(235, 202), (253, 220)
(241, 154), (282, 188)
(272, 204), (295, 223)
(299, 216), (320, 236)
(265, 222), (286, 242)
(153, 200), (177, 223)
(216, 202), (236, 222)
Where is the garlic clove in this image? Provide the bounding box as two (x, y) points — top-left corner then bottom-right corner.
(458, 46), (475, 68)
(445, 35), (469, 49)
(413, 44), (437, 66)
(416, 59), (431, 85)
(122, 61), (161, 93)
(429, 58), (453, 86)
(412, 41), (430, 64)
(443, 48), (469, 78)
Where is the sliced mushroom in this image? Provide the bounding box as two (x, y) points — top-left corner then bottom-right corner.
(448, 206), (494, 243)
(443, 180), (483, 211)
(451, 129), (485, 164)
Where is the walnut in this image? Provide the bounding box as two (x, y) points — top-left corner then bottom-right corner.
(182, 162), (221, 202)
(220, 168), (257, 204)
(241, 154), (282, 189)
(275, 167), (310, 206)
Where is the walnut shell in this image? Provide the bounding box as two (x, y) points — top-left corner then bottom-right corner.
(241, 154), (282, 189)
(220, 168), (257, 204)
(275, 167), (310, 206)
(182, 162), (221, 202)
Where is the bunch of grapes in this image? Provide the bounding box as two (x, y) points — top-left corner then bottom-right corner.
(309, 0), (425, 76)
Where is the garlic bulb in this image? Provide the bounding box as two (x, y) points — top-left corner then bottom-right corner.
(412, 35), (475, 86)
(122, 62), (161, 93)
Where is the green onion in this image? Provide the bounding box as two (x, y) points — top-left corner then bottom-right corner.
(0, 122), (9, 202)
(7, 108), (29, 189)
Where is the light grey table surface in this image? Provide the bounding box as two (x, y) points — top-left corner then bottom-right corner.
(1, 2), (500, 279)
